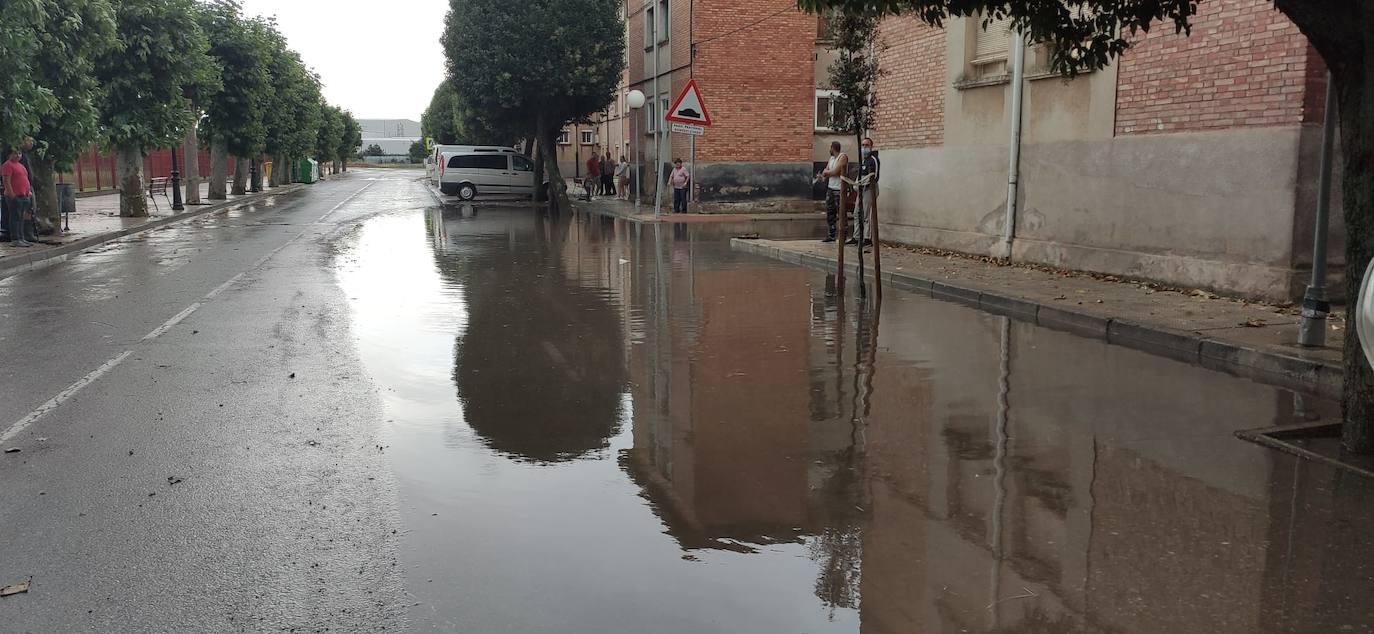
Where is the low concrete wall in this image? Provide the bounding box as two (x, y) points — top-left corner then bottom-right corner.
(877, 126), (1330, 301)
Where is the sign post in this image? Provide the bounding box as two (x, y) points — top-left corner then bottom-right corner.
(664, 80), (713, 214)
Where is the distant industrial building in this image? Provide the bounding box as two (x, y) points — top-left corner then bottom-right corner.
(358, 119), (421, 163)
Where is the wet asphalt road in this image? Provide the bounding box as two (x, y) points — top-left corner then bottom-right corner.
(4, 168), (1374, 633)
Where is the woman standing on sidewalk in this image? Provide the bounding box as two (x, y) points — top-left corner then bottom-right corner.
(615, 156), (630, 201)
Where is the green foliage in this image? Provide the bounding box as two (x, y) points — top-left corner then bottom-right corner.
(338, 111), (362, 163)
(362, 144), (385, 157)
(443, 0), (625, 142)
(315, 105), (345, 162)
(422, 82), (461, 145)
(31, 0), (118, 170)
(796, 0), (1200, 76)
(0, 0), (58, 146)
(198, 0), (272, 158)
(825, 10), (883, 137)
(408, 140), (428, 163)
(260, 21), (321, 160)
(95, 0), (216, 153)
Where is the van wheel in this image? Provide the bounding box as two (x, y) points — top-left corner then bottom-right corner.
(458, 183), (478, 201)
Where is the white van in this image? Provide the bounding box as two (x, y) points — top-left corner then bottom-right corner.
(438, 147), (537, 200)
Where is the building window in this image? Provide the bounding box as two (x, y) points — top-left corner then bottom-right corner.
(970, 13), (1013, 77)
(557, 130), (570, 145)
(646, 100), (657, 133)
(581, 130), (596, 145)
(645, 6), (655, 48)
(660, 94), (670, 126)
(815, 89), (839, 130)
(658, 0), (669, 43)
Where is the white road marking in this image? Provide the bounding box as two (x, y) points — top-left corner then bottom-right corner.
(1, 351), (134, 445)
(317, 182), (375, 223)
(2, 180), (382, 443)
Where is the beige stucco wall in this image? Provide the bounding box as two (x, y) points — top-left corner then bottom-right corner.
(876, 125), (1309, 299)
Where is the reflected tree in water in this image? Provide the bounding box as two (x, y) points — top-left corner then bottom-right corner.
(432, 208), (628, 462)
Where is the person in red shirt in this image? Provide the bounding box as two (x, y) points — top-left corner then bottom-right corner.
(1, 148), (35, 247)
(584, 152), (601, 200)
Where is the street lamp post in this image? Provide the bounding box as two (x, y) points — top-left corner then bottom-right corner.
(627, 90), (646, 212)
(170, 144), (184, 211)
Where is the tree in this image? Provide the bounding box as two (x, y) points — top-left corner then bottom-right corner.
(422, 82), (461, 146)
(337, 111), (361, 171)
(798, 0), (1374, 451)
(314, 104), (344, 176)
(0, 1), (57, 147)
(95, 0), (215, 217)
(28, 0), (118, 232)
(408, 140), (428, 164)
(825, 8), (883, 281)
(260, 22), (321, 186)
(198, 0), (272, 199)
(362, 144), (385, 157)
(443, 0), (625, 211)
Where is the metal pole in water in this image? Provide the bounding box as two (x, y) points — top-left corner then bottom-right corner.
(1299, 73), (1337, 348)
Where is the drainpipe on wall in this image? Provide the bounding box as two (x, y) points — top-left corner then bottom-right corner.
(1298, 72), (1337, 348)
(999, 31), (1027, 260)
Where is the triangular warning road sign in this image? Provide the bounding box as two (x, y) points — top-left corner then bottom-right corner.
(665, 79), (712, 127)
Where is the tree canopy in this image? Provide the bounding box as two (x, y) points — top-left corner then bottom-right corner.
(198, 0), (272, 159)
(31, 0), (118, 170)
(260, 22), (322, 162)
(338, 111), (362, 162)
(95, 0), (217, 154)
(443, 0), (625, 206)
(0, 0), (58, 146)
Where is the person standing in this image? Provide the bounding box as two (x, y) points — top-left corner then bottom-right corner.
(0, 137), (34, 242)
(2, 149), (36, 247)
(818, 141), (848, 242)
(669, 158), (691, 213)
(849, 137), (880, 246)
(615, 155), (630, 200)
(601, 153), (616, 197)
(584, 151), (601, 200)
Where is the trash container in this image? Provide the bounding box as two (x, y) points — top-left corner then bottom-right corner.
(56, 183), (76, 214)
(296, 159), (317, 184)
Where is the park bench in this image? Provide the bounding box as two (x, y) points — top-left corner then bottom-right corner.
(148, 176), (170, 212)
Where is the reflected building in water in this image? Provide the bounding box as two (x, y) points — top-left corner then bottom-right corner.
(429, 208), (1374, 633)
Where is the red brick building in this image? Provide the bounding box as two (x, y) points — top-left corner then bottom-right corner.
(870, 1), (1339, 300)
(620, 0), (846, 205)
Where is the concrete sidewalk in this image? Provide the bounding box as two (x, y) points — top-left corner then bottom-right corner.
(734, 238), (1344, 399)
(0, 182), (304, 279)
(573, 196), (827, 240)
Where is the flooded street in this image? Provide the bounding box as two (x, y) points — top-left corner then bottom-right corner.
(336, 195), (1374, 633)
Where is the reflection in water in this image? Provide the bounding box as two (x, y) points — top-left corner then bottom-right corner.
(346, 201), (1374, 633)
(435, 208), (626, 462)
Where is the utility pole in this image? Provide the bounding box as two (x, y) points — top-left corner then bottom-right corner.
(1299, 73), (1337, 347)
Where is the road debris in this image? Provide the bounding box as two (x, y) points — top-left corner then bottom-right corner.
(4, 448), (19, 454)
(1, 578), (31, 597)
(1243, 318), (1268, 328)
(167, 476), (183, 486)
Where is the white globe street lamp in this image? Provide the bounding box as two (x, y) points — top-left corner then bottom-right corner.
(626, 90), (646, 210)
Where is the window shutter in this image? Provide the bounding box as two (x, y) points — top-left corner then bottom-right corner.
(973, 14), (1012, 62)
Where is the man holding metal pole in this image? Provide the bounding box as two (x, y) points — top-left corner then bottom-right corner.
(849, 137), (879, 246)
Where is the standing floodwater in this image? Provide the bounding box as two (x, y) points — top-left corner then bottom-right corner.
(335, 199), (1374, 633)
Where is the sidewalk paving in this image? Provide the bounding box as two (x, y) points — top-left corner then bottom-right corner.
(734, 238), (1344, 399)
(573, 196), (826, 240)
(0, 182), (301, 279)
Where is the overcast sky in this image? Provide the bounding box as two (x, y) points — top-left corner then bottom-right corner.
(237, 0), (447, 121)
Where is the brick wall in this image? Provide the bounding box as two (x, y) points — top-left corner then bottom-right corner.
(1116, 0), (1317, 135)
(874, 16), (946, 149)
(692, 0), (816, 162)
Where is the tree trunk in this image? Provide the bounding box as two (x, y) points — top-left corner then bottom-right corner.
(536, 115), (569, 212)
(1338, 67), (1374, 452)
(30, 158), (59, 234)
(116, 145), (147, 218)
(209, 143), (228, 200)
(185, 125), (202, 204)
(532, 139), (546, 202)
(250, 158), (263, 192)
(231, 157), (248, 195)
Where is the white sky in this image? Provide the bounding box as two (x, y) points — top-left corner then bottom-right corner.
(237, 0), (447, 120)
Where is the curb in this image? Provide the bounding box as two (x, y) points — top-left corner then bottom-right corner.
(732, 238), (1342, 399)
(0, 184), (306, 281)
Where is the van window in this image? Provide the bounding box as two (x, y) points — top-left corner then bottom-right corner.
(448, 154), (509, 170)
(512, 156), (534, 172)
